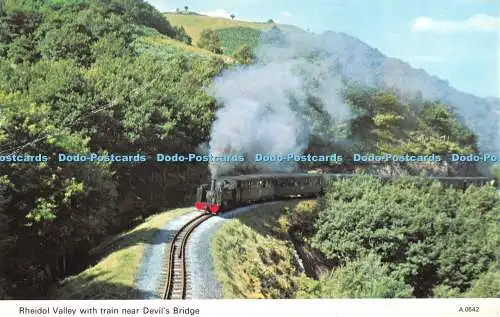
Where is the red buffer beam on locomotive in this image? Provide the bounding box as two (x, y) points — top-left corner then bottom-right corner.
(194, 179), (221, 214)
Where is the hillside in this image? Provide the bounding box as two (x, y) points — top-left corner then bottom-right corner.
(165, 13), (272, 44)
(164, 13), (306, 55)
(0, 0), (226, 298)
(166, 14), (500, 154)
(317, 31), (500, 153)
(134, 25), (234, 63)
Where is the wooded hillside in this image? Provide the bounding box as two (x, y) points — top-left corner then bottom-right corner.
(0, 0), (225, 298)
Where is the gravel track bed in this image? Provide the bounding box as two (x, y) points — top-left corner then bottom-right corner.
(135, 202), (285, 299)
(187, 201), (286, 299)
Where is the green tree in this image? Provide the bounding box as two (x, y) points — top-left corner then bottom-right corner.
(465, 268), (500, 297)
(6, 35), (38, 63)
(116, 0), (177, 38)
(342, 87), (477, 156)
(300, 253), (413, 298)
(491, 164), (500, 182)
(197, 28), (223, 54)
(39, 23), (94, 66)
(233, 44), (254, 65)
(230, 13), (235, 20)
(173, 25), (192, 45)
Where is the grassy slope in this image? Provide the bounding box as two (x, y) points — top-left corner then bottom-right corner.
(132, 24), (234, 62)
(216, 27), (262, 55)
(164, 13), (306, 46)
(55, 207), (193, 299)
(211, 200), (317, 298)
(162, 13), (308, 58)
(137, 35), (234, 63)
(165, 13), (273, 44)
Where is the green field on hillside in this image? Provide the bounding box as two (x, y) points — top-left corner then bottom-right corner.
(217, 27), (262, 55)
(133, 26), (234, 63)
(164, 13), (306, 55)
(165, 13), (272, 44)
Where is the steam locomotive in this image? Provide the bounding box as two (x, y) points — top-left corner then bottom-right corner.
(194, 173), (495, 214)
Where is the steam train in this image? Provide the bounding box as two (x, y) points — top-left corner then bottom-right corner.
(194, 173), (495, 214)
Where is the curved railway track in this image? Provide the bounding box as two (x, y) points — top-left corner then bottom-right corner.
(161, 212), (212, 299)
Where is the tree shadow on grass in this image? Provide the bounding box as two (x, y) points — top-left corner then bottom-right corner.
(89, 227), (178, 261)
(52, 271), (157, 300)
(51, 226), (181, 300)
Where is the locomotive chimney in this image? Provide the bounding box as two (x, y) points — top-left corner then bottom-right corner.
(210, 179), (216, 191)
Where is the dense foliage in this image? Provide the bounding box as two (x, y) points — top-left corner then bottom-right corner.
(341, 87), (478, 157)
(310, 175), (500, 297)
(197, 28), (223, 54)
(0, 0), (225, 298)
(298, 253), (413, 298)
(233, 44), (255, 65)
(172, 25), (192, 45)
(216, 27), (261, 55)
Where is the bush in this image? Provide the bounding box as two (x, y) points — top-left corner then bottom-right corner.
(113, 0), (177, 37)
(197, 28), (223, 54)
(233, 44), (255, 65)
(464, 268), (500, 297)
(298, 253), (413, 298)
(173, 25), (191, 45)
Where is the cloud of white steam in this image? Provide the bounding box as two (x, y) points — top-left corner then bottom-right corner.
(206, 29), (352, 177)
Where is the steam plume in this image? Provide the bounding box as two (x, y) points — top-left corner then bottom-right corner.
(206, 29), (352, 177)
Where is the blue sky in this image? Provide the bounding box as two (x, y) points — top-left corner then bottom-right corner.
(146, 0), (499, 98)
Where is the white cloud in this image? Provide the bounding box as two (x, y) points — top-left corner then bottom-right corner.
(201, 9), (235, 19)
(412, 14), (500, 32)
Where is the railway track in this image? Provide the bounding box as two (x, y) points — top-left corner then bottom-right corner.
(161, 212), (212, 300)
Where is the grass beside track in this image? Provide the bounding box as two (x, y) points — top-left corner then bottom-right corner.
(211, 200), (317, 298)
(54, 207), (193, 299)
